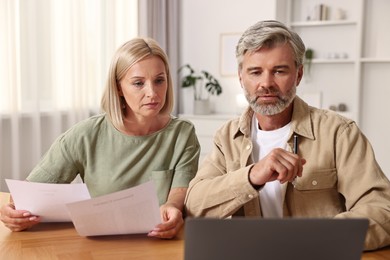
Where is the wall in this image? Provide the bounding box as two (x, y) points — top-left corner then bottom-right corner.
(179, 0), (279, 115)
(359, 0), (390, 180)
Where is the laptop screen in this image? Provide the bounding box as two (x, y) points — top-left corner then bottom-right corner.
(184, 218), (368, 260)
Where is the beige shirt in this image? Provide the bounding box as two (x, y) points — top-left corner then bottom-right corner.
(185, 96), (390, 251)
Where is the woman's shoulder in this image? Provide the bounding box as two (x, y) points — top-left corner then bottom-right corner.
(61, 113), (108, 138)
(157, 116), (197, 138)
(169, 116), (196, 130)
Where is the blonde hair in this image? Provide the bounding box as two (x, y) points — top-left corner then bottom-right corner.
(100, 37), (174, 130)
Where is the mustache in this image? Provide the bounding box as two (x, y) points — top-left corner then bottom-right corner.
(247, 87), (281, 103)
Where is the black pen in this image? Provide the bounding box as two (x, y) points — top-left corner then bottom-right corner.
(293, 134), (298, 154)
(292, 134), (299, 187)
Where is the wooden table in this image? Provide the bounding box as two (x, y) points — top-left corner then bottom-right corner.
(0, 192), (184, 259)
(0, 222), (184, 259)
(1, 192), (389, 259)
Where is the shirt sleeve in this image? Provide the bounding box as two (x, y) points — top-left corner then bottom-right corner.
(26, 132), (81, 183)
(185, 126), (259, 218)
(171, 125), (201, 188)
(333, 122), (390, 250)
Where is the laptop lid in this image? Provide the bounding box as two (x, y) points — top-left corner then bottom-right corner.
(184, 218), (368, 260)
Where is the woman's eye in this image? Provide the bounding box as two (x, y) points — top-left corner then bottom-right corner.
(133, 81), (144, 87)
(155, 78), (166, 85)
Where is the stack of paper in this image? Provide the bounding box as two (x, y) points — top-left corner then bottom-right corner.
(5, 180), (161, 236)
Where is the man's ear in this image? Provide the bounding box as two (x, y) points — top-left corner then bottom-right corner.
(238, 69), (244, 89)
(296, 65), (304, 86)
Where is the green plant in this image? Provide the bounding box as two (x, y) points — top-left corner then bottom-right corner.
(178, 64), (222, 100)
(304, 48), (314, 75)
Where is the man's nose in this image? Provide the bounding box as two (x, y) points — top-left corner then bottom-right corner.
(258, 71), (274, 89)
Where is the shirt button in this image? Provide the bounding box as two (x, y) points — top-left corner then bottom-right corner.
(312, 180), (318, 186)
(246, 145), (251, 150)
(248, 194), (254, 199)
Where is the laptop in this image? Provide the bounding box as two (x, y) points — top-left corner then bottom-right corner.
(184, 218), (368, 260)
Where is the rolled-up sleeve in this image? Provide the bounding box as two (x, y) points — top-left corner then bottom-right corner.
(185, 122), (259, 218)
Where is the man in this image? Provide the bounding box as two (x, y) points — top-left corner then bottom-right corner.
(184, 20), (390, 251)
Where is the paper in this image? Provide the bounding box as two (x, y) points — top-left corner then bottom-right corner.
(66, 181), (161, 236)
(5, 180), (161, 236)
(5, 179), (91, 222)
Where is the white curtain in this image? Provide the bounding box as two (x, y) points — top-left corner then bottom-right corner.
(0, 0), (138, 191)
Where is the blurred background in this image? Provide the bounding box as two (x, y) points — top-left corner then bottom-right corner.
(1, 0), (389, 191)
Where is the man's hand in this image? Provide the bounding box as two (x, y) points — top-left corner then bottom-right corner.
(249, 148), (306, 186)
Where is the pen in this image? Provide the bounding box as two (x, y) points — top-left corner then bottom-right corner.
(293, 134), (298, 154)
(292, 134), (299, 187)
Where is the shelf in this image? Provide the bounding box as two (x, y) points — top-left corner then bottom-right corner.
(360, 58), (390, 63)
(290, 20), (357, 27)
(311, 59), (354, 64)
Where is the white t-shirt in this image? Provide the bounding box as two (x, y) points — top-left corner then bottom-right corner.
(251, 116), (291, 218)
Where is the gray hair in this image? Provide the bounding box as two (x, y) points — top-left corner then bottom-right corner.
(236, 20), (306, 70)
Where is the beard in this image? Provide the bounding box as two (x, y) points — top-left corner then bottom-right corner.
(244, 85), (296, 116)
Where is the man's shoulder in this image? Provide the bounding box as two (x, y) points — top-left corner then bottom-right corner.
(294, 97), (354, 126)
(221, 117), (241, 129)
(307, 107), (358, 140)
(309, 107), (355, 126)
(213, 116), (244, 141)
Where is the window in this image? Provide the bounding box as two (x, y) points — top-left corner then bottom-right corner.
(0, 0), (138, 113)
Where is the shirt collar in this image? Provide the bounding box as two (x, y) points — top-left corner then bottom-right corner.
(291, 96), (315, 140)
(235, 96), (315, 141)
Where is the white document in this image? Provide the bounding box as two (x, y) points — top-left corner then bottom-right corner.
(66, 181), (161, 236)
(5, 179), (91, 222)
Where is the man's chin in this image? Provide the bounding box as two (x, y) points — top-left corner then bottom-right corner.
(251, 103), (287, 116)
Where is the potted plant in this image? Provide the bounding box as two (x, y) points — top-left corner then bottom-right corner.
(304, 48), (314, 81)
(178, 64), (222, 114)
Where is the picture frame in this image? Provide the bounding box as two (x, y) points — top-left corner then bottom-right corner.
(220, 33), (241, 76)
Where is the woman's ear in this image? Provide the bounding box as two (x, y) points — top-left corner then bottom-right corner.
(117, 85), (123, 96)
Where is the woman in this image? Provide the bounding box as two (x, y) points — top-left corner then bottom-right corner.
(0, 37), (200, 239)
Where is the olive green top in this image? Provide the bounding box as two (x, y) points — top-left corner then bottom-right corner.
(27, 114), (200, 205)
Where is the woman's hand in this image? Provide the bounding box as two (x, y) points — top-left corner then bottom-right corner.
(148, 203), (184, 239)
(147, 187), (187, 239)
(0, 203), (41, 231)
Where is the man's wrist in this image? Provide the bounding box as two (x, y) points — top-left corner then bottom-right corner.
(250, 181), (264, 190)
(248, 167), (264, 190)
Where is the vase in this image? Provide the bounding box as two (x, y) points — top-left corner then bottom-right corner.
(194, 100), (211, 115)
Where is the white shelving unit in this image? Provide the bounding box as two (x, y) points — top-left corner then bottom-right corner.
(360, 58), (390, 64)
(282, 0), (390, 178)
(284, 0), (365, 123)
